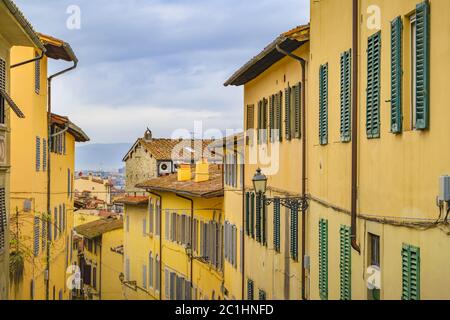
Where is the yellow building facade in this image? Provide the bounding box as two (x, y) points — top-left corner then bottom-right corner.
(118, 162), (225, 300)
(9, 34), (88, 300)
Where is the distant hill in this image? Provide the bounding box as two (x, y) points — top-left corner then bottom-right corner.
(75, 143), (132, 171)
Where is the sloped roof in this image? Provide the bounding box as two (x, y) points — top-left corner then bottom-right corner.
(38, 33), (78, 63)
(51, 113), (89, 142)
(224, 24), (309, 86)
(122, 138), (214, 162)
(74, 217), (123, 239)
(136, 165), (223, 198)
(114, 195), (149, 205)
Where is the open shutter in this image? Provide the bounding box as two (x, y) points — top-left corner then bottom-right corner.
(273, 199), (280, 252)
(367, 32), (381, 139)
(391, 17), (403, 133)
(294, 83), (301, 139)
(285, 87), (291, 140)
(415, 1), (430, 130)
(339, 225), (351, 300)
(319, 219), (328, 300)
(319, 64), (329, 145)
(340, 50), (352, 142)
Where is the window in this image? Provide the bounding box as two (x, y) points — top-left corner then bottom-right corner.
(155, 255), (160, 292)
(366, 32), (381, 139)
(340, 50), (352, 141)
(402, 244), (420, 300)
(368, 233), (380, 300)
(257, 99), (268, 144)
(290, 207), (298, 261)
(319, 219), (328, 300)
(149, 199), (154, 235)
(67, 169), (70, 197)
(142, 218), (147, 236)
(258, 289), (266, 300)
(93, 267), (97, 289)
(142, 264), (147, 289)
(246, 104), (255, 145)
(149, 252), (154, 288)
(125, 258), (130, 281)
(33, 216), (40, 257)
(340, 225), (351, 300)
(293, 83), (301, 139)
(165, 210), (170, 240)
(36, 137), (41, 171)
(0, 188), (6, 252)
(34, 52), (40, 94)
(43, 139), (47, 171)
(319, 64), (329, 145)
(155, 200), (161, 237)
(54, 207), (58, 240)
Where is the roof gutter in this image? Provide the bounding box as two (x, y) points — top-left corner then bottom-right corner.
(351, 0), (361, 254)
(275, 44), (308, 300)
(46, 59), (78, 300)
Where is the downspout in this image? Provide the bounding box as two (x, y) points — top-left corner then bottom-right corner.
(46, 60), (78, 300)
(241, 145), (245, 300)
(10, 51), (44, 69)
(99, 239), (102, 300)
(276, 44), (308, 300)
(351, 0), (361, 253)
(176, 193), (194, 296)
(148, 191), (162, 300)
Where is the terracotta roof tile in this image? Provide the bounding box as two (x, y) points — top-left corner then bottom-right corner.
(74, 217), (123, 239)
(114, 195), (149, 205)
(136, 165), (223, 198)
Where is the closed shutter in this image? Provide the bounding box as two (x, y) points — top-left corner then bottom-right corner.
(391, 17), (403, 133)
(294, 83), (301, 139)
(224, 222), (228, 261)
(245, 193), (250, 235)
(257, 100), (262, 144)
(339, 225), (351, 300)
(125, 258), (130, 281)
(67, 168), (70, 197)
(250, 193), (255, 238)
(261, 195), (266, 246)
(402, 244), (420, 300)
(149, 200), (154, 235)
(186, 281), (192, 300)
(246, 105), (255, 130)
(41, 213), (46, 250)
(149, 253), (153, 288)
(366, 32), (381, 139)
(36, 137), (41, 171)
(269, 95), (275, 142)
(54, 208), (58, 240)
(47, 213), (52, 242)
(170, 272), (176, 300)
(165, 210), (169, 240)
(43, 139), (47, 171)
(232, 225), (237, 267)
(290, 207), (298, 261)
(165, 269), (169, 299)
(276, 91), (283, 141)
(0, 188), (6, 252)
(273, 199), (280, 252)
(340, 50), (352, 142)
(156, 201), (161, 236)
(258, 289), (266, 300)
(415, 1), (430, 130)
(319, 219), (328, 300)
(319, 64), (329, 145)
(247, 279), (254, 300)
(255, 193), (261, 243)
(35, 53), (40, 94)
(33, 216), (40, 256)
(142, 218), (147, 236)
(262, 98), (268, 143)
(285, 87), (291, 140)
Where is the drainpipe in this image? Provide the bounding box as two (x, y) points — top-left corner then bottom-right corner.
(276, 44), (308, 300)
(241, 144), (245, 300)
(99, 240), (102, 300)
(10, 51), (45, 69)
(148, 191), (162, 300)
(176, 193), (194, 296)
(46, 60), (78, 300)
(351, 0), (361, 254)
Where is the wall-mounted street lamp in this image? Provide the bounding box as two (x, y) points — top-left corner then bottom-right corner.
(252, 168), (308, 211)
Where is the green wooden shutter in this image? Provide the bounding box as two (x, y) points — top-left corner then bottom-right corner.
(319, 64), (328, 145)
(339, 225), (351, 300)
(340, 50), (352, 142)
(319, 219), (328, 300)
(285, 87), (291, 140)
(255, 193), (261, 243)
(277, 91), (283, 142)
(262, 98), (268, 143)
(258, 289), (266, 300)
(273, 199), (280, 252)
(257, 100), (262, 144)
(245, 192), (250, 236)
(33, 216), (40, 257)
(269, 95), (275, 142)
(415, 1), (430, 130)
(294, 83), (301, 139)
(367, 32), (381, 139)
(36, 137), (41, 171)
(391, 17), (403, 134)
(290, 207), (298, 261)
(247, 279), (254, 300)
(402, 244), (421, 300)
(261, 195), (266, 246)
(250, 193), (255, 239)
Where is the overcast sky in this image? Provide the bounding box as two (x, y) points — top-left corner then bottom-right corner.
(15, 0), (309, 144)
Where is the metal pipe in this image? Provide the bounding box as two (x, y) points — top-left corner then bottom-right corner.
(46, 60), (78, 300)
(275, 44), (308, 300)
(10, 51), (45, 69)
(176, 193), (194, 297)
(148, 191), (162, 300)
(351, 0), (361, 254)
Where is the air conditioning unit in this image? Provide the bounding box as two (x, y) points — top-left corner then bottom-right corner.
(158, 161), (172, 176)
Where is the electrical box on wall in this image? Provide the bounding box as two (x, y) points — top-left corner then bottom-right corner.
(439, 175), (450, 202)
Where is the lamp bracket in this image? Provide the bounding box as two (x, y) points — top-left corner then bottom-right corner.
(263, 196), (309, 211)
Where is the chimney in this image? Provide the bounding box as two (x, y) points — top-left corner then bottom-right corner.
(144, 128), (153, 141)
(194, 159), (209, 183)
(177, 164), (192, 182)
